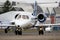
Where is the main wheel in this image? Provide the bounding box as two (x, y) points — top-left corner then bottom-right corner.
(38, 27), (44, 35)
(39, 30), (44, 35)
(5, 29), (8, 33)
(41, 30), (44, 35)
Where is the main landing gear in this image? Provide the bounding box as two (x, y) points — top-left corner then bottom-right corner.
(5, 26), (10, 33)
(38, 27), (44, 35)
(5, 28), (8, 33)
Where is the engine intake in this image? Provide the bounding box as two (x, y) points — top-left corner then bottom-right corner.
(38, 14), (46, 23)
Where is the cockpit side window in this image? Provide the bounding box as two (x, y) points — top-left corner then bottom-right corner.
(26, 16), (29, 19)
(17, 15), (21, 19)
(15, 14), (19, 19)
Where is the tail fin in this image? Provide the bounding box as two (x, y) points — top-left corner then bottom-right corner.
(32, 1), (37, 16)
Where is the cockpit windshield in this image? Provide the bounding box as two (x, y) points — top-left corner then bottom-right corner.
(22, 15), (29, 19)
(15, 14), (29, 19)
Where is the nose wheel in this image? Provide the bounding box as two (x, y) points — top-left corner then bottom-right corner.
(15, 26), (22, 35)
(5, 28), (8, 33)
(15, 30), (22, 35)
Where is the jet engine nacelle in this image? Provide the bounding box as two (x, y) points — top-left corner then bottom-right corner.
(37, 13), (46, 23)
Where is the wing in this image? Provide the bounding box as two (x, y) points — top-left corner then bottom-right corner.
(0, 24), (15, 27)
(0, 21), (15, 27)
(36, 23), (60, 26)
(0, 24), (15, 29)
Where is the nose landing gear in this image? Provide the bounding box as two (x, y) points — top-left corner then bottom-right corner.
(15, 26), (22, 35)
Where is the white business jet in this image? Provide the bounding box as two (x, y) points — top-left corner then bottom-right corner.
(0, 1), (60, 35)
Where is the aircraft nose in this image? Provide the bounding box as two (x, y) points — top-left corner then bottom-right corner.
(15, 19), (28, 26)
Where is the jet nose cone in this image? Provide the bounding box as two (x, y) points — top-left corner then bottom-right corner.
(15, 19), (29, 27)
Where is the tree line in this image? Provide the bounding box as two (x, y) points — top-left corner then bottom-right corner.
(0, 0), (24, 14)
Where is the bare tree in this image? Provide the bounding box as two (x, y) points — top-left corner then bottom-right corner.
(3, 0), (12, 13)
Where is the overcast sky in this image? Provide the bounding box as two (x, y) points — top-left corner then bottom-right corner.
(0, 0), (60, 3)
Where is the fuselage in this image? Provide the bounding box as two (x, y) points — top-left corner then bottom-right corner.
(0, 11), (35, 28)
(14, 11), (34, 28)
(0, 11), (51, 28)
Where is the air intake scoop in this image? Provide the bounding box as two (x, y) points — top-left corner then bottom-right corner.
(38, 14), (46, 23)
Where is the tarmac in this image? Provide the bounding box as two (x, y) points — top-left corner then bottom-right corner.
(0, 29), (60, 40)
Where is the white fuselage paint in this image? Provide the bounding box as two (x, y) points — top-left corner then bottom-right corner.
(14, 12), (35, 28)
